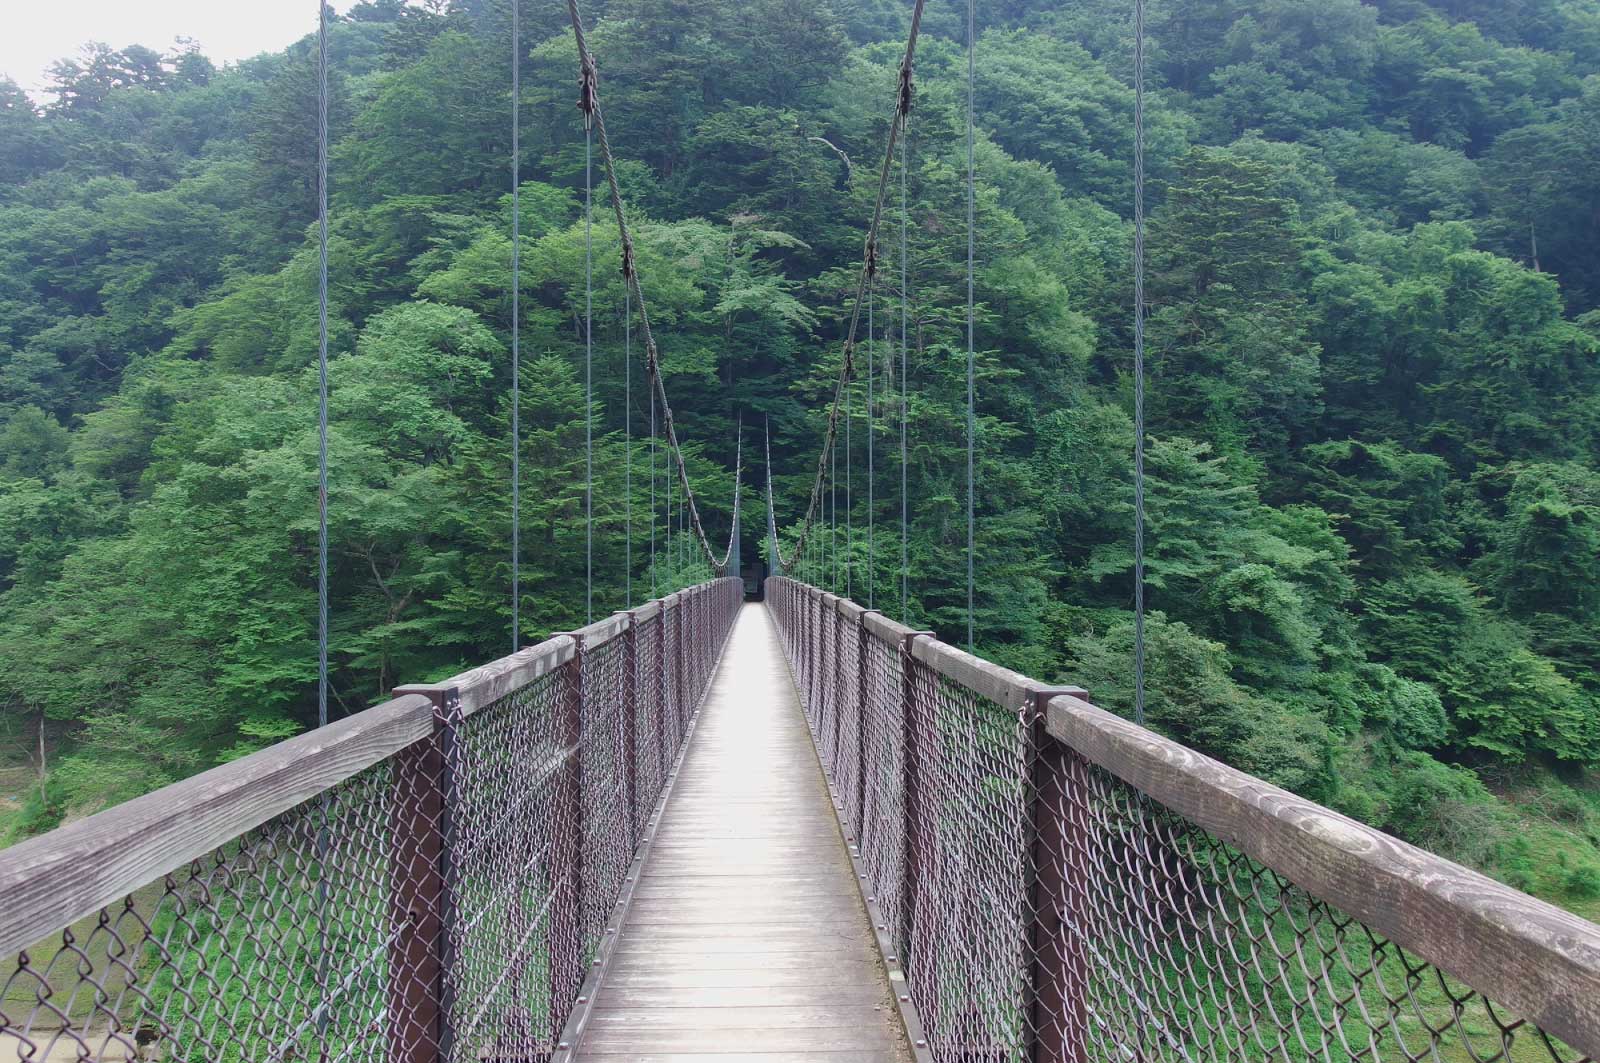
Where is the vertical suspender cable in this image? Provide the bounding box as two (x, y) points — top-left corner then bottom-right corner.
(510, 0), (521, 651)
(650, 385), (657, 597)
(846, 339), (853, 600)
(625, 288), (632, 607)
(867, 277), (874, 609)
(584, 120), (594, 623)
(764, 0), (926, 576)
(313, 7), (332, 1057)
(965, 0), (977, 652)
(567, 0), (721, 574)
(317, 1), (330, 728)
(666, 430), (673, 585)
(900, 134), (909, 625)
(1133, 0), (1148, 726)
(830, 434), (837, 591)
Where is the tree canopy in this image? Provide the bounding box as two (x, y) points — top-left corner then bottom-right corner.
(2, 0), (1599, 914)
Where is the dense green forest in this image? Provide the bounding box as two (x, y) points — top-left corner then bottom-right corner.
(2, 0), (1599, 910)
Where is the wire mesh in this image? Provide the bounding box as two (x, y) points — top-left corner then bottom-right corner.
(0, 761), (404, 1063)
(1035, 751), (1597, 1063)
(766, 576), (1599, 1063)
(1, 578), (742, 1063)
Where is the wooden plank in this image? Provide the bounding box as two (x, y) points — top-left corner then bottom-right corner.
(1046, 692), (1600, 1059)
(600, 963), (885, 990)
(0, 693), (436, 957)
(579, 1028), (901, 1053)
(622, 901), (867, 919)
(580, 1052), (901, 1063)
(861, 609), (915, 646)
(604, 948), (888, 972)
(593, 986), (889, 1008)
(586, 1006), (898, 1031)
(399, 635), (574, 717)
(909, 637), (1083, 713)
(572, 610), (630, 649)
(615, 920), (870, 937)
(576, 604), (908, 1060)
(627, 883), (876, 902)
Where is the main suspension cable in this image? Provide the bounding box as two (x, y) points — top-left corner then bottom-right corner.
(566, 0), (735, 575)
(772, 0), (927, 572)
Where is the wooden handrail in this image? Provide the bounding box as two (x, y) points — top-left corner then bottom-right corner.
(0, 691), (436, 957)
(0, 579), (732, 961)
(770, 574), (1600, 1057)
(1046, 692), (1600, 1058)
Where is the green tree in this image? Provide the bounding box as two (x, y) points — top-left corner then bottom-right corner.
(1147, 147), (1321, 465)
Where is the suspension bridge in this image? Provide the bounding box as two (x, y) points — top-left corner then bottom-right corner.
(4, 0), (1600, 1061)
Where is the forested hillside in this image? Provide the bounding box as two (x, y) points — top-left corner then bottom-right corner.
(3, 0), (1600, 910)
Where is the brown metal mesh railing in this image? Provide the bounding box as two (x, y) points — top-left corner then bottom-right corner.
(0, 577), (743, 1063)
(767, 576), (1600, 1063)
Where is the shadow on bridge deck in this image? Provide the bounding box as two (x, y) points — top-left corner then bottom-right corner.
(572, 603), (911, 1061)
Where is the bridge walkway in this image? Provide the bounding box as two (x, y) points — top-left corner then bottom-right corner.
(573, 603), (910, 1061)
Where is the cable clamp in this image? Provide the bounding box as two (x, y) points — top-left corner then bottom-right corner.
(898, 62), (915, 119)
(577, 57), (598, 126)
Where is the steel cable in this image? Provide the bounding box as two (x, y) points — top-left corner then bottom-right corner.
(650, 385), (657, 597)
(900, 131), (909, 624)
(867, 279), (875, 610)
(1134, 0), (1148, 725)
(966, 0), (977, 652)
(770, 0), (927, 572)
(625, 287), (632, 608)
(846, 338), (853, 600)
(584, 120), (594, 624)
(316, 0), (330, 727)
(313, 9), (332, 1058)
(565, 0), (737, 574)
(511, 0), (521, 649)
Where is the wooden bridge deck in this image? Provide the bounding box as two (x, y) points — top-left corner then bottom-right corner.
(573, 603), (911, 1061)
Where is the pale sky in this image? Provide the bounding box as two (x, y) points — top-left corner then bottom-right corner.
(3, 1), (361, 98)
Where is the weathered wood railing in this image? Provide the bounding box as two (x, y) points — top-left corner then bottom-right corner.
(766, 575), (1600, 1063)
(0, 577), (743, 1063)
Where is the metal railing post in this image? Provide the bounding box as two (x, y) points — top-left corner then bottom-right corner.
(695, 585), (707, 695)
(623, 612), (640, 851)
(550, 636), (586, 1046)
(672, 596), (687, 736)
(855, 611), (878, 847)
(1025, 687), (1091, 1063)
(655, 604), (670, 776)
(387, 685), (462, 1063)
(899, 630), (932, 977)
(802, 586), (815, 711)
(825, 595), (843, 766)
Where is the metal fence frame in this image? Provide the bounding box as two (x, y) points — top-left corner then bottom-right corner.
(0, 577), (743, 1063)
(766, 576), (1600, 1063)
